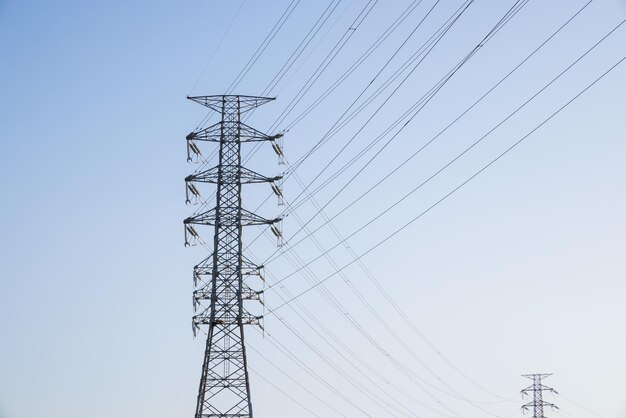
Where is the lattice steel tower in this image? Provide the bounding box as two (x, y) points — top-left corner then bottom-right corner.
(521, 373), (559, 418)
(183, 95), (284, 418)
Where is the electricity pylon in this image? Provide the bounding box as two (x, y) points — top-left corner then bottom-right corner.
(183, 95), (284, 418)
(521, 373), (559, 418)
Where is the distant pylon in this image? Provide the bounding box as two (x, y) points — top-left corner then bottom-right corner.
(183, 95), (285, 418)
(521, 373), (559, 418)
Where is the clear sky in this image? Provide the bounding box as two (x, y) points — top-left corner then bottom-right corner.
(1, 1), (625, 417)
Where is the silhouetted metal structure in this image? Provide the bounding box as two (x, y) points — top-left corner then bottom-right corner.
(521, 373), (559, 418)
(184, 95), (284, 418)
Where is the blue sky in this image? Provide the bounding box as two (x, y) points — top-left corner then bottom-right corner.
(1, 1), (626, 417)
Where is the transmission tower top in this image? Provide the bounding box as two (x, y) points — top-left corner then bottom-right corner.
(187, 94), (275, 113)
(521, 373), (558, 418)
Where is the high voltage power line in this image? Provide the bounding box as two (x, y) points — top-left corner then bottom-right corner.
(251, 31), (626, 410)
(180, 1), (622, 416)
(264, 46), (626, 311)
(264, 0), (608, 266)
(260, 0), (344, 97)
(242, 0), (526, 253)
(247, 0), (534, 273)
(240, 0), (383, 166)
(268, 0), (531, 243)
(241, 0), (475, 252)
(238, 3), (536, 409)
(255, 228), (509, 416)
(235, 7), (599, 410)
(280, 0), (593, 221)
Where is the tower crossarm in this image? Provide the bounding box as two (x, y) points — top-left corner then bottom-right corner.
(187, 95), (274, 113)
(186, 166), (282, 185)
(184, 208), (281, 228)
(522, 402), (559, 412)
(187, 122), (282, 144)
(239, 123), (283, 142)
(522, 384), (558, 395)
(186, 122), (222, 142)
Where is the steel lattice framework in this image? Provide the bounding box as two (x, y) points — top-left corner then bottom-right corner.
(521, 373), (559, 418)
(183, 95), (284, 418)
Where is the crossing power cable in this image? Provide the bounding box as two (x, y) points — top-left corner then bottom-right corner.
(260, 213), (516, 411)
(264, 25), (626, 313)
(252, 328), (380, 418)
(236, 11), (548, 400)
(258, 335), (375, 417)
(252, 0), (529, 261)
(268, 52), (626, 312)
(280, 0), (530, 185)
(242, 0), (480, 251)
(239, 0), (425, 167)
(282, 0), (429, 131)
(286, 0), (588, 216)
(266, 15), (625, 276)
(271, 0), (440, 135)
(247, 257), (427, 417)
(257, 255), (457, 414)
(263, 0), (594, 262)
(264, 312), (425, 418)
(266, 0), (379, 132)
(257, 240), (465, 417)
(260, 0), (344, 96)
(282, 0), (475, 176)
(240, 0), (381, 166)
(292, 0), (529, 174)
(248, 344), (350, 417)
(237, 0), (355, 166)
(245, 252), (445, 418)
(261, 0), (359, 101)
(239, 15), (588, 408)
(268, 8), (621, 269)
(240, 0), (519, 243)
(261, 226), (508, 416)
(249, 365), (322, 417)
(281, 0), (528, 214)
